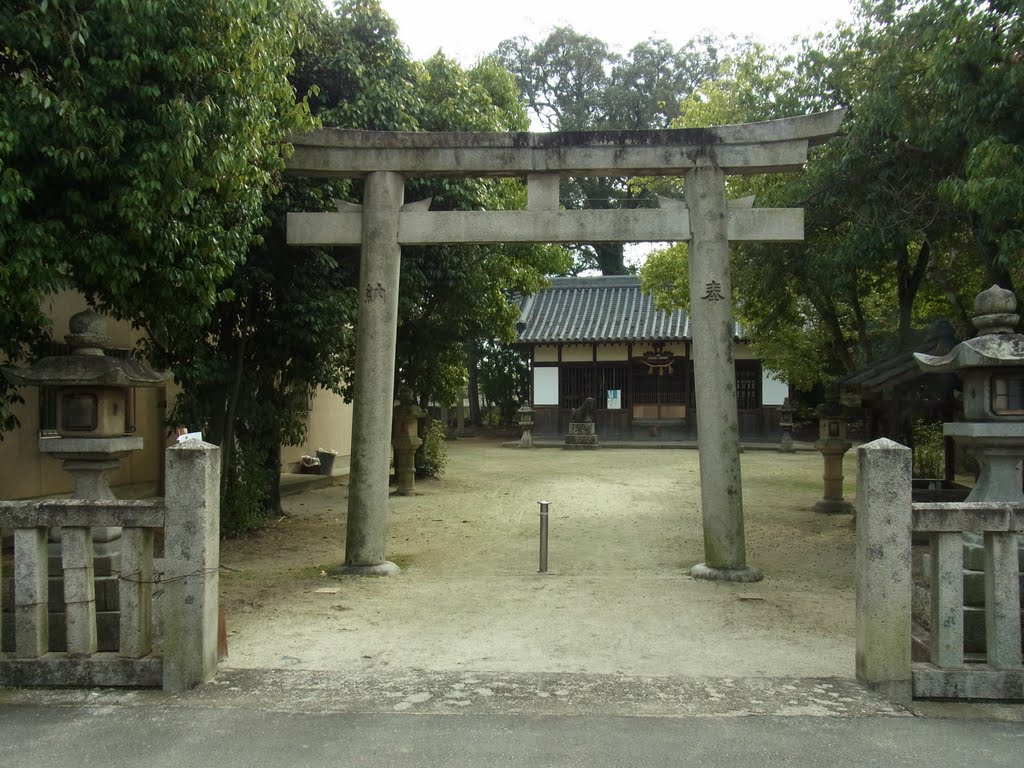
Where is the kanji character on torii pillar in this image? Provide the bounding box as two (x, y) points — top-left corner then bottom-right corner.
(285, 110), (846, 581)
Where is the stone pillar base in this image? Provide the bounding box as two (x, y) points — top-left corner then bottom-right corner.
(690, 562), (764, 583)
(814, 498), (854, 514)
(331, 561), (401, 577)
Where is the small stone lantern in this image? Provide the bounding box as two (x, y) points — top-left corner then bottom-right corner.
(3, 309), (167, 571)
(915, 285), (1024, 503)
(517, 402), (534, 448)
(777, 396), (795, 453)
(814, 405), (853, 513)
(391, 386), (425, 496)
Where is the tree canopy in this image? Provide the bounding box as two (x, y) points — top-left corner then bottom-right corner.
(639, 0), (1022, 394)
(494, 28), (722, 275)
(0, 0), (314, 433)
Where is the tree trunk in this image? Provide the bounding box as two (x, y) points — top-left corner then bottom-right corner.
(219, 303), (250, 498)
(594, 242), (627, 275)
(467, 341), (482, 426)
(896, 240), (931, 348)
(263, 440), (283, 517)
(973, 221), (1015, 293)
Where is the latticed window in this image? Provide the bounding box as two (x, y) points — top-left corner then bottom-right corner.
(559, 365), (630, 410)
(559, 365), (594, 410)
(735, 360), (761, 410)
(597, 366), (629, 409)
(633, 360), (685, 408)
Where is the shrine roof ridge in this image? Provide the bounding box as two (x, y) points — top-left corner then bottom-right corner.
(516, 275), (708, 345)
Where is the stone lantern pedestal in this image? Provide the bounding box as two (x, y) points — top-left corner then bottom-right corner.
(814, 415), (853, 513)
(517, 403), (534, 448)
(777, 396), (796, 453)
(39, 436), (143, 574)
(391, 387), (425, 496)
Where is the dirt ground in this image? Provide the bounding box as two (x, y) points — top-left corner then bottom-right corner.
(219, 438), (859, 679)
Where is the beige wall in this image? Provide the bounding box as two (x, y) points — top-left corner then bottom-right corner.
(2, 292), (354, 498)
(733, 343), (757, 360)
(534, 345), (558, 363)
(281, 388), (353, 470)
(596, 344), (629, 361)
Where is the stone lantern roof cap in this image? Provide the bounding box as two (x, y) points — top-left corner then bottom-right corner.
(3, 309), (168, 388)
(914, 285), (1024, 373)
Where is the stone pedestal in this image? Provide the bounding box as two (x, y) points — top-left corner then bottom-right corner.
(391, 387), (425, 496)
(38, 436), (142, 570)
(564, 422), (598, 449)
(814, 438), (854, 513)
(392, 434), (422, 496)
(517, 404), (534, 448)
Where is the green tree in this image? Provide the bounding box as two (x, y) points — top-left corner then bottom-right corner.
(162, 0), (420, 529)
(395, 53), (570, 417)
(494, 28), (720, 275)
(639, 6), (1014, 390)
(0, 0), (314, 436)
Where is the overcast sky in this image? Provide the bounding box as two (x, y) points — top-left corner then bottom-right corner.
(376, 0), (858, 64)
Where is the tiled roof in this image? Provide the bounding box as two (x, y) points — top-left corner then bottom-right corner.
(515, 275), (691, 344)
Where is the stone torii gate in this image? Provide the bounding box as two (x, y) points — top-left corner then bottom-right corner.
(286, 110), (845, 581)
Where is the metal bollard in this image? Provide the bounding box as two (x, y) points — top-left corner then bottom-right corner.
(538, 500), (550, 572)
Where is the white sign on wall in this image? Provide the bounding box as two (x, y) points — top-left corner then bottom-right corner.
(606, 389), (621, 409)
(534, 367), (559, 405)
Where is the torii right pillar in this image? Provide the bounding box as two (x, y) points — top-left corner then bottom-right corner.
(687, 161), (762, 582)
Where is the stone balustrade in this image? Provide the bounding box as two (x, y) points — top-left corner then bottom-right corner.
(0, 441), (220, 691)
(856, 438), (1023, 701)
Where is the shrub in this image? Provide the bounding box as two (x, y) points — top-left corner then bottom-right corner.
(221, 439), (274, 536)
(415, 417), (448, 478)
(912, 418), (945, 479)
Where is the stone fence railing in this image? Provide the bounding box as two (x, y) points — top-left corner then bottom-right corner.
(0, 441), (220, 691)
(856, 438), (1023, 701)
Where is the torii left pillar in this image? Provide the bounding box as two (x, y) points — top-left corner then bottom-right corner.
(337, 171), (403, 575)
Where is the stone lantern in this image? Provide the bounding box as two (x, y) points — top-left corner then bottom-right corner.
(814, 405), (853, 513)
(3, 310), (167, 571)
(517, 402), (534, 448)
(391, 386), (425, 496)
(777, 396), (795, 453)
(914, 285), (1024, 503)
(914, 284), (1024, 655)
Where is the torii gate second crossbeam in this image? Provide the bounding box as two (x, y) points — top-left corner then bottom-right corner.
(285, 110), (845, 581)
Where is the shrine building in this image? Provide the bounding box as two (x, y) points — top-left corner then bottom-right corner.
(515, 275), (788, 440)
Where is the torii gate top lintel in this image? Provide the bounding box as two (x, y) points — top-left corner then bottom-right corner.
(286, 108), (846, 179)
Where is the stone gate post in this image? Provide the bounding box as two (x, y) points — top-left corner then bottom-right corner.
(855, 437), (913, 702)
(162, 440), (220, 691)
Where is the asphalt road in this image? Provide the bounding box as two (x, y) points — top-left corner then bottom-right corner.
(3, 704), (1023, 768)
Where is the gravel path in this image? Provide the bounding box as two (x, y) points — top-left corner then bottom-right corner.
(219, 438), (858, 678)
